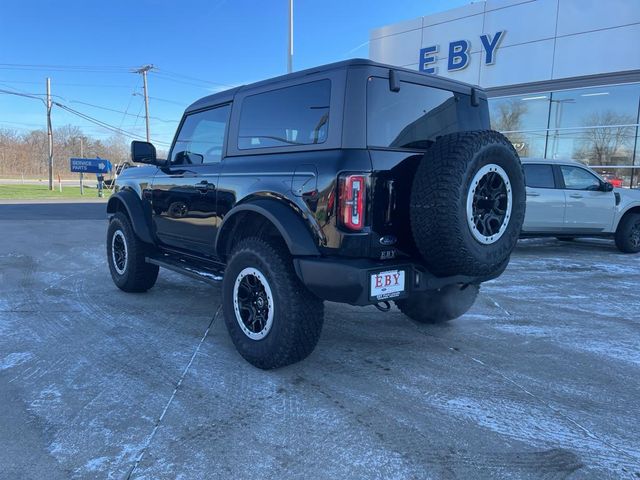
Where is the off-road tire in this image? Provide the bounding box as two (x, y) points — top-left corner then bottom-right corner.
(614, 213), (640, 253)
(410, 131), (526, 277)
(222, 237), (324, 369)
(107, 212), (159, 292)
(395, 284), (480, 324)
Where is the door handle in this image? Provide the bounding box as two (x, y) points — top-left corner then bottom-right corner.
(526, 192), (540, 197)
(195, 180), (214, 193)
(569, 193), (583, 198)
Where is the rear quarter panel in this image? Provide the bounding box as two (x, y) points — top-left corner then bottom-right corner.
(217, 149), (372, 254)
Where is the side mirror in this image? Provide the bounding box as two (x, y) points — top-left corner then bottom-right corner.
(602, 182), (614, 192)
(131, 141), (157, 164)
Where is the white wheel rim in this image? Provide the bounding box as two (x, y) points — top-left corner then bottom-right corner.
(111, 229), (128, 275)
(466, 164), (512, 245)
(233, 267), (274, 340)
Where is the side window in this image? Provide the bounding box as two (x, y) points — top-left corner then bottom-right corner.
(561, 166), (601, 191)
(523, 164), (555, 188)
(171, 104), (230, 165)
(238, 80), (331, 150)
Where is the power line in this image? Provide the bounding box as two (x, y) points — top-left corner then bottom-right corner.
(153, 69), (235, 88)
(53, 102), (171, 146)
(70, 99), (178, 123)
(133, 92), (186, 106)
(152, 72), (234, 91)
(0, 87), (46, 104)
(0, 79), (133, 88)
(151, 74), (220, 90)
(1, 81), (174, 145)
(0, 63), (134, 73)
(1, 84), (176, 124)
(119, 79), (140, 130)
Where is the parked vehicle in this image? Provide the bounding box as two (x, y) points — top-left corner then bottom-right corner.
(521, 158), (640, 252)
(601, 173), (623, 189)
(105, 59), (526, 369)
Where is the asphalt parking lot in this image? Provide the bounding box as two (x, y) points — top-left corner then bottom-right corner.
(1, 202), (639, 479)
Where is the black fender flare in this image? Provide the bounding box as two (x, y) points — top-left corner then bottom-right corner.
(215, 199), (321, 258)
(106, 190), (154, 244)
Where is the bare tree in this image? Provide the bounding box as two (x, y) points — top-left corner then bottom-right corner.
(0, 126), (132, 178)
(491, 99), (532, 156)
(576, 111), (635, 165)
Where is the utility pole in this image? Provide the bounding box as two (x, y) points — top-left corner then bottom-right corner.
(135, 65), (154, 142)
(79, 136), (84, 195)
(46, 77), (53, 190)
(288, 0), (293, 73)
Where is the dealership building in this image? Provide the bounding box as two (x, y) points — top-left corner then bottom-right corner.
(369, 0), (640, 187)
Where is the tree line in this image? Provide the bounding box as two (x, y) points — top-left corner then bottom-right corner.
(0, 125), (131, 178)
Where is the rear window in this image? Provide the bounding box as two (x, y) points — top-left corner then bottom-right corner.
(523, 164), (555, 188)
(367, 77), (488, 149)
(238, 80), (331, 150)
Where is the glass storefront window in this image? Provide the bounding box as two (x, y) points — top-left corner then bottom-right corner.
(489, 82), (640, 187)
(549, 84), (640, 129)
(489, 94), (550, 132)
(502, 130), (546, 158)
(546, 127), (636, 165)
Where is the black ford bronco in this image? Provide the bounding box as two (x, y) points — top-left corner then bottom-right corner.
(106, 59), (526, 369)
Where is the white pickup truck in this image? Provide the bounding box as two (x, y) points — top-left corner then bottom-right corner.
(520, 158), (640, 253)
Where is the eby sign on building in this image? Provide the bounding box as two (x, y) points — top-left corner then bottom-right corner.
(419, 31), (506, 74)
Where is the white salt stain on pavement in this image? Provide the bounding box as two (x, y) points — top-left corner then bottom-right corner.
(0, 351), (33, 371)
(495, 324), (640, 365)
(430, 396), (640, 471)
(83, 456), (110, 472)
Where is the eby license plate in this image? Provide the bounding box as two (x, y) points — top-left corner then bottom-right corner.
(370, 270), (405, 300)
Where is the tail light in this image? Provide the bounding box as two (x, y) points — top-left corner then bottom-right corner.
(339, 174), (367, 231)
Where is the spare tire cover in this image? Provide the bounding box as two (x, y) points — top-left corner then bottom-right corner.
(410, 130), (525, 277)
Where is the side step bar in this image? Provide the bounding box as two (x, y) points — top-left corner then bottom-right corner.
(146, 255), (224, 285)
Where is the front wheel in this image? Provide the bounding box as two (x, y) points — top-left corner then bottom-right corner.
(222, 237), (324, 369)
(395, 284), (480, 324)
(107, 212), (159, 292)
(615, 213), (640, 253)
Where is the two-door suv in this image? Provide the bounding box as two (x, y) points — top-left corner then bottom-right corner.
(106, 59), (526, 368)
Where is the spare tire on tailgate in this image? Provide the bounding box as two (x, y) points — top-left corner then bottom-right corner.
(410, 130), (525, 277)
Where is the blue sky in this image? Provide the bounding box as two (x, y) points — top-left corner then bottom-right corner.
(0, 0), (469, 147)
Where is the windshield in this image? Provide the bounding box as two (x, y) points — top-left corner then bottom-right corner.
(366, 77), (489, 149)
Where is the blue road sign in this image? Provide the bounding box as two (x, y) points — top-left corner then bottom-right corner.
(70, 158), (112, 174)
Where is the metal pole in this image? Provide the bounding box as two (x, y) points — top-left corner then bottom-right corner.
(46, 77), (53, 190)
(288, 0), (293, 73)
(79, 137), (84, 195)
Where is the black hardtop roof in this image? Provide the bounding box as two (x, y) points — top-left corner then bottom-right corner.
(185, 58), (478, 113)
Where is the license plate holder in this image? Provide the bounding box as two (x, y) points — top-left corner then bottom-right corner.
(369, 269), (406, 301)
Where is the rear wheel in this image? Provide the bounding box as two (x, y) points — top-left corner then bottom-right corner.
(615, 213), (640, 253)
(395, 284), (480, 324)
(222, 237), (324, 369)
(107, 212), (159, 292)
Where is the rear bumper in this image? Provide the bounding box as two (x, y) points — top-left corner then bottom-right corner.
(293, 256), (507, 306)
